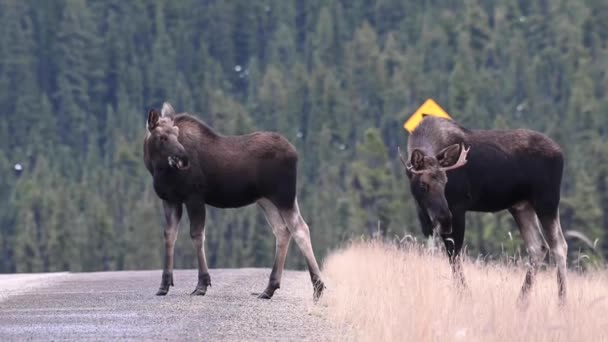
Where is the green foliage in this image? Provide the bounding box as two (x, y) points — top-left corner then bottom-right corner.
(1, 0), (608, 273)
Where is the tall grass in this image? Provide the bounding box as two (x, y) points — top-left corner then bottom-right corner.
(321, 241), (608, 341)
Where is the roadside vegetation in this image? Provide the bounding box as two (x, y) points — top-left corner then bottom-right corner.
(321, 240), (608, 341)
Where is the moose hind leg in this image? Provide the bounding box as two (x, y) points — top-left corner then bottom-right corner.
(280, 199), (325, 301)
(255, 199), (292, 299)
(509, 202), (548, 302)
(157, 201), (183, 296)
(537, 209), (568, 303)
(186, 201), (211, 296)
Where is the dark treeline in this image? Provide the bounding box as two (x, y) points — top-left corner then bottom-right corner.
(1, 0), (608, 273)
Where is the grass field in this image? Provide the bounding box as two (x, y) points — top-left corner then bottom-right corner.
(320, 241), (608, 342)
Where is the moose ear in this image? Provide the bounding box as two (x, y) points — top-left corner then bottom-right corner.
(161, 102), (176, 117)
(410, 149), (426, 170)
(147, 109), (160, 131)
(436, 144), (461, 167)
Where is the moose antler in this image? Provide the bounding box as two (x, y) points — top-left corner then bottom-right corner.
(397, 146), (426, 174)
(397, 146), (409, 170)
(398, 145), (427, 174)
(438, 144), (470, 172)
(397, 144), (470, 174)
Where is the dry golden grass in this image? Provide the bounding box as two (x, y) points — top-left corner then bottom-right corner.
(321, 241), (608, 342)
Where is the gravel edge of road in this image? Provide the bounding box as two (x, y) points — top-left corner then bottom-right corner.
(0, 272), (70, 302)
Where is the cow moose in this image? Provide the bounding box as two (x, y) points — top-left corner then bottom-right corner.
(143, 102), (325, 300)
(399, 116), (568, 303)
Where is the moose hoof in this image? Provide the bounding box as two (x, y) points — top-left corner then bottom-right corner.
(190, 288), (207, 296)
(257, 292), (272, 300)
(250, 291), (273, 299)
(313, 281), (326, 302)
(156, 288), (170, 296)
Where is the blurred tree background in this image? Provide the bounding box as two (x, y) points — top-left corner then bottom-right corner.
(1, 0), (607, 273)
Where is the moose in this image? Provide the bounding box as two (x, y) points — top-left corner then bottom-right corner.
(399, 116), (568, 303)
(143, 102), (325, 300)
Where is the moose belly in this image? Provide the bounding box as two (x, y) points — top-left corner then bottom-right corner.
(469, 183), (529, 213)
(204, 184), (260, 209)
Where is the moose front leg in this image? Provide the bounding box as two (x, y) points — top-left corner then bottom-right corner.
(157, 201), (183, 296)
(186, 200), (211, 296)
(442, 212), (468, 292)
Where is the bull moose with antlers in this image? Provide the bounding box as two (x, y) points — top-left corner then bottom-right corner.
(143, 102), (325, 300)
(399, 116), (568, 303)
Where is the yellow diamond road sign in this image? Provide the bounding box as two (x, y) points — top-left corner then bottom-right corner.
(403, 99), (452, 133)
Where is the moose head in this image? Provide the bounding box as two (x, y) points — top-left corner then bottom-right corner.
(399, 144), (470, 234)
(146, 102), (190, 170)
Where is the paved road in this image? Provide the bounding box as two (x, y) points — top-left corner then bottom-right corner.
(0, 269), (332, 341)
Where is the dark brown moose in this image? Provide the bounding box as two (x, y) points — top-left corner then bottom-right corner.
(143, 102), (324, 300)
(399, 116), (568, 303)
